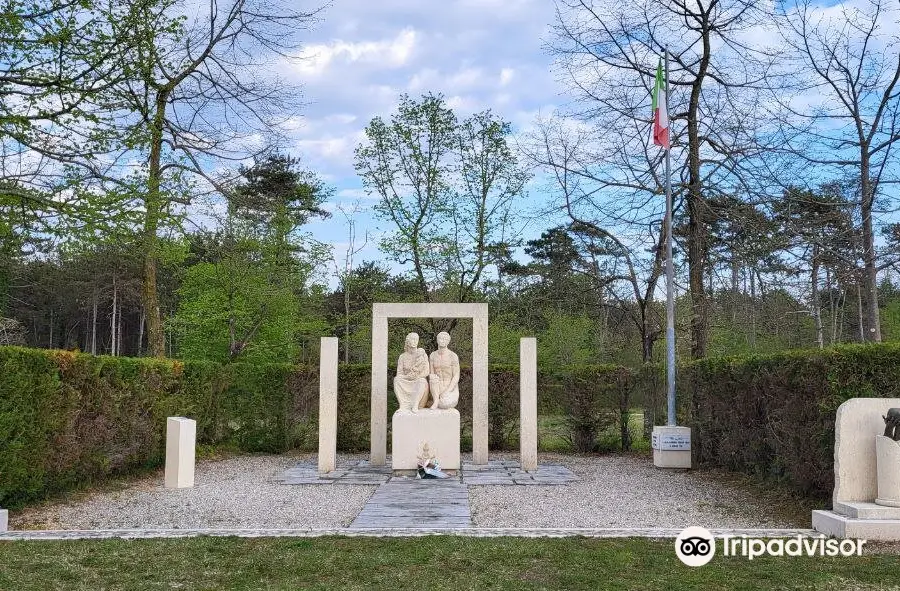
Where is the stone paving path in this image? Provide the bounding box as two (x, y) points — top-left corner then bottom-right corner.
(462, 460), (578, 485)
(275, 458), (578, 486)
(275, 460), (392, 485)
(350, 479), (472, 529)
(278, 458), (578, 529)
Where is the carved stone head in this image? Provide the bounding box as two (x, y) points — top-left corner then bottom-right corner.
(404, 332), (419, 350)
(436, 331), (451, 348)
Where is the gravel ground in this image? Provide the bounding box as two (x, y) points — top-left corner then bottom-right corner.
(469, 453), (805, 529)
(13, 452), (807, 531)
(11, 454), (375, 530)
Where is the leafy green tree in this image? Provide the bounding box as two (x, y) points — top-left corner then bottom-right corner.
(355, 93), (529, 307)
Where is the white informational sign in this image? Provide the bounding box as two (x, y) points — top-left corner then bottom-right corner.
(652, 431), (691, 451)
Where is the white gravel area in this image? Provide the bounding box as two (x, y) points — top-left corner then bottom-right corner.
(11, 454), (375, 530)
(469, 453), (804, 529)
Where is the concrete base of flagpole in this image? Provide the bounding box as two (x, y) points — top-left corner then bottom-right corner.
(652, 426), (692, 469)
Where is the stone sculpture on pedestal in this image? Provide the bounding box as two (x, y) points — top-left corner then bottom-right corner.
(428, 331), (460, 410)
(393, 332), (430, 413)
(391, 331), (461, 470)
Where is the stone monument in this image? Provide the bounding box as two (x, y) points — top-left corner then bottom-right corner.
(370, 303), (488, 466)
(391, 332), (461, 470)
(812, 398), (900, 540)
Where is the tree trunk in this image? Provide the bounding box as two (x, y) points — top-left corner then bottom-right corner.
(749, 267), (756, 349)
(860, 155), (882, 342)
(687, 27), (712, 360)
(827, 266), (836, 345)
(344, 279), (350, 364)
(111, 275), (117, 356)
(812, 245), (823, 349)
(143, 95), (167, 357)
(138, 309), (144, 356)
(857, 281), (865, 342)
(91, 288), (98, 355)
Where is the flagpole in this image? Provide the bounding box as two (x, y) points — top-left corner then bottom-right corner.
(664, 46), (676, 427)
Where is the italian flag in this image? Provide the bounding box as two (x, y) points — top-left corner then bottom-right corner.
(652, 58), (670, 150)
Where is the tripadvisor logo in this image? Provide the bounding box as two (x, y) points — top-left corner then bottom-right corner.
(675, 527), (867, 566)
(675, 527), (716, 566)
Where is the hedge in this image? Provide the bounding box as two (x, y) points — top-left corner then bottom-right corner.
(0, 347), (641, 506)
(682, 343), (900, 499)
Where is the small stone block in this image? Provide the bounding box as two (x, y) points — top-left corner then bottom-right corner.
(165, 417), (196, 489)
(391, 408), (460, 470)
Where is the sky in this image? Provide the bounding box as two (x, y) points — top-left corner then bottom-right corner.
(272, 0), (565, 278)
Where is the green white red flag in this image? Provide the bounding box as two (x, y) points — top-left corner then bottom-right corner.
(652, 58), (670, 150)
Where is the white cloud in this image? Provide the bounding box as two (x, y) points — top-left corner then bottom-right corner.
(291, 28), (418, 77)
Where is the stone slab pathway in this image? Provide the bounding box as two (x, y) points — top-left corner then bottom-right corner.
(275, 460), (392, 485)
(275, 459), (578, 486)
(349, 479), (472, 529)
(461, 460), (577, 485)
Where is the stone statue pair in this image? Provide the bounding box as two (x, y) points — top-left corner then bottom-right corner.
(393, 332), (460, 413)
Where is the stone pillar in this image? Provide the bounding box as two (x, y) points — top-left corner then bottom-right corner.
(165, 417), (196, 489)
(520, 337), (538, 472)
(370, 312), (389, 465)
(472, 312), (489, 464)
(318, 337), (339, 473)
(0, 508), (7, 532)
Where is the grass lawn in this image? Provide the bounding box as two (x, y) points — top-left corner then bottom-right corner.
(1, 536), (897, 590)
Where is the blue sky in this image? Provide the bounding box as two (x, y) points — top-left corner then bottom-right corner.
(273, 0), (564, 276)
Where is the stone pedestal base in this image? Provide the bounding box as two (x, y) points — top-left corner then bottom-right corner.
(391, 408), (460, 470)
(652, 426), (692, 469)
(876, 436), (900, 507)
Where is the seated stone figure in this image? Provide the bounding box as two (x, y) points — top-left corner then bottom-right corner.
(428, 331), (460, 409)
(393, 332), (430, 413)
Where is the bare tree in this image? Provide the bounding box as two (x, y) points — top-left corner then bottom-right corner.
(526, 118), (666, 362)
(549, 0), (790, 358)
(94, 0), (324, 357)
(332, 201), (369, 363)
(778, 0), (900, 342)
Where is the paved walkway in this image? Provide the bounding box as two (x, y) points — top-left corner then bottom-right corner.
(350, 479), (471, 529)
(275, 458), (578, 486)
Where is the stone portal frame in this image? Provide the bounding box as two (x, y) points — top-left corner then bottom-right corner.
(371, 303), (488, 466)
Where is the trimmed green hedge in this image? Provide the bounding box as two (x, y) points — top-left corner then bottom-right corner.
(0, 347), (642, 506)
(682, 343), (900, 499)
